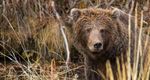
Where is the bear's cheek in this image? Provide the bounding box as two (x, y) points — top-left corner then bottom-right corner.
(103, 34), (112, 50)
(80, 31), (89, 48)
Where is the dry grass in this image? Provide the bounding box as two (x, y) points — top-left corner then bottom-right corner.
(0, 0), (150, 80)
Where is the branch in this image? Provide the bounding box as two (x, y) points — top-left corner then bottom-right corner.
(51, 1), (70, 69)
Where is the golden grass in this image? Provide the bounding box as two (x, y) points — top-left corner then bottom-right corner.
(104, 7), (150, 80)
(0, 0), (150, 80)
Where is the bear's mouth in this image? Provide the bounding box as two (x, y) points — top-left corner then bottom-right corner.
(92, 52), (99, 54)
(91, 49), (105, 55)
(91, 50), (103, 54)
(88, 46), (104, 54)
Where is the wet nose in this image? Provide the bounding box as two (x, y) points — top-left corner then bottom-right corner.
(94, 43), (102, 49)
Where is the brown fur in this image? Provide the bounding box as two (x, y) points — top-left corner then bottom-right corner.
(69, 8), (150, 80)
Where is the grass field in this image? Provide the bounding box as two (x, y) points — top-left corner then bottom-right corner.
(0, 0), (150, 80)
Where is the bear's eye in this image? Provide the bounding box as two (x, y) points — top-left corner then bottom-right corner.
(100, 29), (106, 33)
(86, 28), (92, 32)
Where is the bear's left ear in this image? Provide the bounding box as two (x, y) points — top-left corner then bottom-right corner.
(70, 8), (81, 22)
(111, 8), (121, 19)
(65, 8), (81, 28)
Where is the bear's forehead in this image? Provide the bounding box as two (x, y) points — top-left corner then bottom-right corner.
(78, 14), (112, 26)
(78, 9), (112, 23)
(80, 8), (111, 17)
(74, 8), (115, 30)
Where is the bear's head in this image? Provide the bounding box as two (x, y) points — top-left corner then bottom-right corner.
(69, 8), (128, 59)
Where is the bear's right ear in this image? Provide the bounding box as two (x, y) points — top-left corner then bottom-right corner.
(111, 8), (121, 19)
(70, 8), (81, 22)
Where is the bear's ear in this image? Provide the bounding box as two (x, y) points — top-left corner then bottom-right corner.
(70, 8), (81, 22)
(65, 8), (81, 28)
(111, 8), (121, 19)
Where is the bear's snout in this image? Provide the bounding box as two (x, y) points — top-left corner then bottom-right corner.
(88, 41), (103, 53)
(87, 28), (104, 53)
(94, 42), (103, 50)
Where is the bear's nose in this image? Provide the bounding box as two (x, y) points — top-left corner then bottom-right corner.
(94, 43), (102, 49)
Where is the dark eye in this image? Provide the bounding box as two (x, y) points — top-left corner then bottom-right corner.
(86, 28), (92, 32)
(100, 29), (106, 33)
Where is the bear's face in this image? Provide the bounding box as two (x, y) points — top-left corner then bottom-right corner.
(70, 8), (120, 56)
(80, 18), (113, 54)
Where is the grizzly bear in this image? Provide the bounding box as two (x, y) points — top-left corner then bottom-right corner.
(68, 7), (150, 80)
